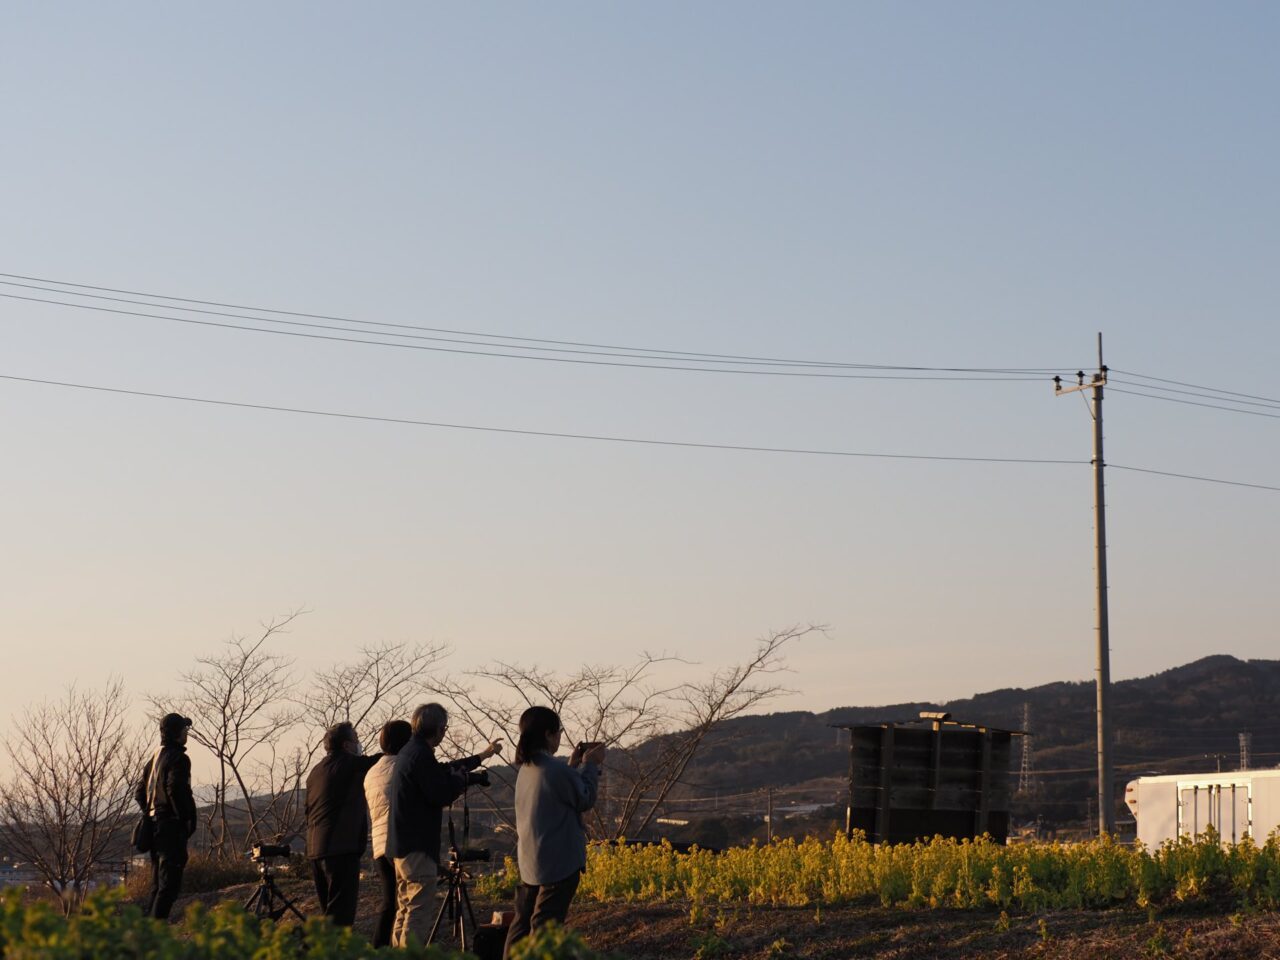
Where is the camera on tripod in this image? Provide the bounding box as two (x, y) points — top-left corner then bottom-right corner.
(450, 845), (491, 865)
(250, 842), (292, 862)
(244, 842), (303, 922)
(465, 768), (491, 789)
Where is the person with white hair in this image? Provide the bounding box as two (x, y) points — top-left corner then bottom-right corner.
(387, 703), (502, 947)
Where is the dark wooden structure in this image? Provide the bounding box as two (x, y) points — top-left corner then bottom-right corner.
(834, 713), (1022, 844)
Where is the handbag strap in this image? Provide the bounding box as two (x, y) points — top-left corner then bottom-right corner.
(145, 746), (165, 818)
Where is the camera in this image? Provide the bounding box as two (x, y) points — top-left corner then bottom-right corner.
(577, 741), (603, 754)
(466, 768), (491, 788)
(451, 846), (491, 864)
(250, 842), (291, 862)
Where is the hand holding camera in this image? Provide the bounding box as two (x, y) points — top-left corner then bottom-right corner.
(570, 740), (607, 768)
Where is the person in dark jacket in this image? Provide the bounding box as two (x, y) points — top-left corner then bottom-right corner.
(304, 721), (381, 926)
(387, 703), (501, 947)
(135, 712), (197, 920)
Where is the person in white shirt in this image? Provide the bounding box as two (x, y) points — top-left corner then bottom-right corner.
(363, 719), (413, 948)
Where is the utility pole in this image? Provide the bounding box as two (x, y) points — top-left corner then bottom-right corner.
(1055, 333), (1114, 836)
(765, 788), (774, 842)
(1239, 733), (1253, 771)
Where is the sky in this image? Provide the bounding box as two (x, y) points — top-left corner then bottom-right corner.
(1, 2), (1278, 733)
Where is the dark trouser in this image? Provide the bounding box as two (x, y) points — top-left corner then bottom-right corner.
(503, 872), (581, 959)
(312, 852), (361, 927)
(146, 819), (189, 920)
(373, 855), (397, 948)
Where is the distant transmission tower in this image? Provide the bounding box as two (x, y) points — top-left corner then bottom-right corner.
(1239, 732), (1253, 771)
(1018, 702), (1036, 794)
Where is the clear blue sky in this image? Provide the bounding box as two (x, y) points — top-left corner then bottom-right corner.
(2, 2), (1278, 721)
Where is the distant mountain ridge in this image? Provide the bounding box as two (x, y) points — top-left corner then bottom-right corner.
(677, 655), (1280, 819)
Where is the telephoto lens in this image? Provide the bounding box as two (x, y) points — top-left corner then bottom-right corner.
(250, 843), (292, 861)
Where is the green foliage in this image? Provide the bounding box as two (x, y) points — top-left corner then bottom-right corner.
(10, 833), (1278, 959)
(474, 856), (521, 900)
(0, 888), (607, 960)
(575, 830), (1280, 913)
(689, 930), (730, 959)
(1143, 922), (1170, 957)
(508, 922), (609, 960)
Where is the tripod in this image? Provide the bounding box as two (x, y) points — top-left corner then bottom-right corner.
(427, 795), (487, 950)
(244, 857), (305, 922)
(427, 852), (481, 950)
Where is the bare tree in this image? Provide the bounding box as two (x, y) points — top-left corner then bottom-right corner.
(247, 640), (451, 844)
(149, 612), (302, 858)
(0, 681), (144, 914)
(609, 625), (815, 838)
(437, 625), (819, 839)
(153, 617), (453, 854)
(245, 742), (311, 847)
(304, 640), (450, 749)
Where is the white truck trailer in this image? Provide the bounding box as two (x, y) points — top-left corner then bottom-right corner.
(1125, 769), (1280, 847)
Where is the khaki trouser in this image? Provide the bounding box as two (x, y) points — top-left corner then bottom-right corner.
(391, 851), (438, 948)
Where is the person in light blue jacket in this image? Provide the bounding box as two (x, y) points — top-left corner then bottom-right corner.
(502, 706), (606, 959)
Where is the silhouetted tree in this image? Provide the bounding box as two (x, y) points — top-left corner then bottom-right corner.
(436, 625), (820, 839)
(0, 680), (144, 914)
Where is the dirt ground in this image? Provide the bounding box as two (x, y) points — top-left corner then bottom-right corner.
(152, 875), (1277, 960)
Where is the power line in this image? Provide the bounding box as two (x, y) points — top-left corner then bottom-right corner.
(1108, 386), (1280, 420)
(4, 280), (981, 372)
(1108, 378), (1280, 411)
(1110, 368), (1280, 407)
(1029, 752), (1259, 777)
(8, 369), (1277, 491)
(0, 292), (1049, 382)
(0, 272), (1068, 375)
(0, 372), (1086, 464)
(1110, 464), (1280, 493)
(1121, 721), (1280, 734)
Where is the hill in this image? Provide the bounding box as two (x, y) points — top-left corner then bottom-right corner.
(663, 654), (1280, 825)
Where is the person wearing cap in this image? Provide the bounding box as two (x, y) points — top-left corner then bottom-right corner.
(134, 713), (197, 919)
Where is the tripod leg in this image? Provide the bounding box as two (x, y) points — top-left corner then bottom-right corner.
(458, 878), (478, 951)
(266, 875), (306, 923)
(282, 894), (306, 923)
(427, 877), (453, 945)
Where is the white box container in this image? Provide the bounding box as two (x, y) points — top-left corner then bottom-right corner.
(1125, 769), (1280, 848)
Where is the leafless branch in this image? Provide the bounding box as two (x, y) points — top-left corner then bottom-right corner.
(435, 627), (818, 839)
(0, 680), (145, 914)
